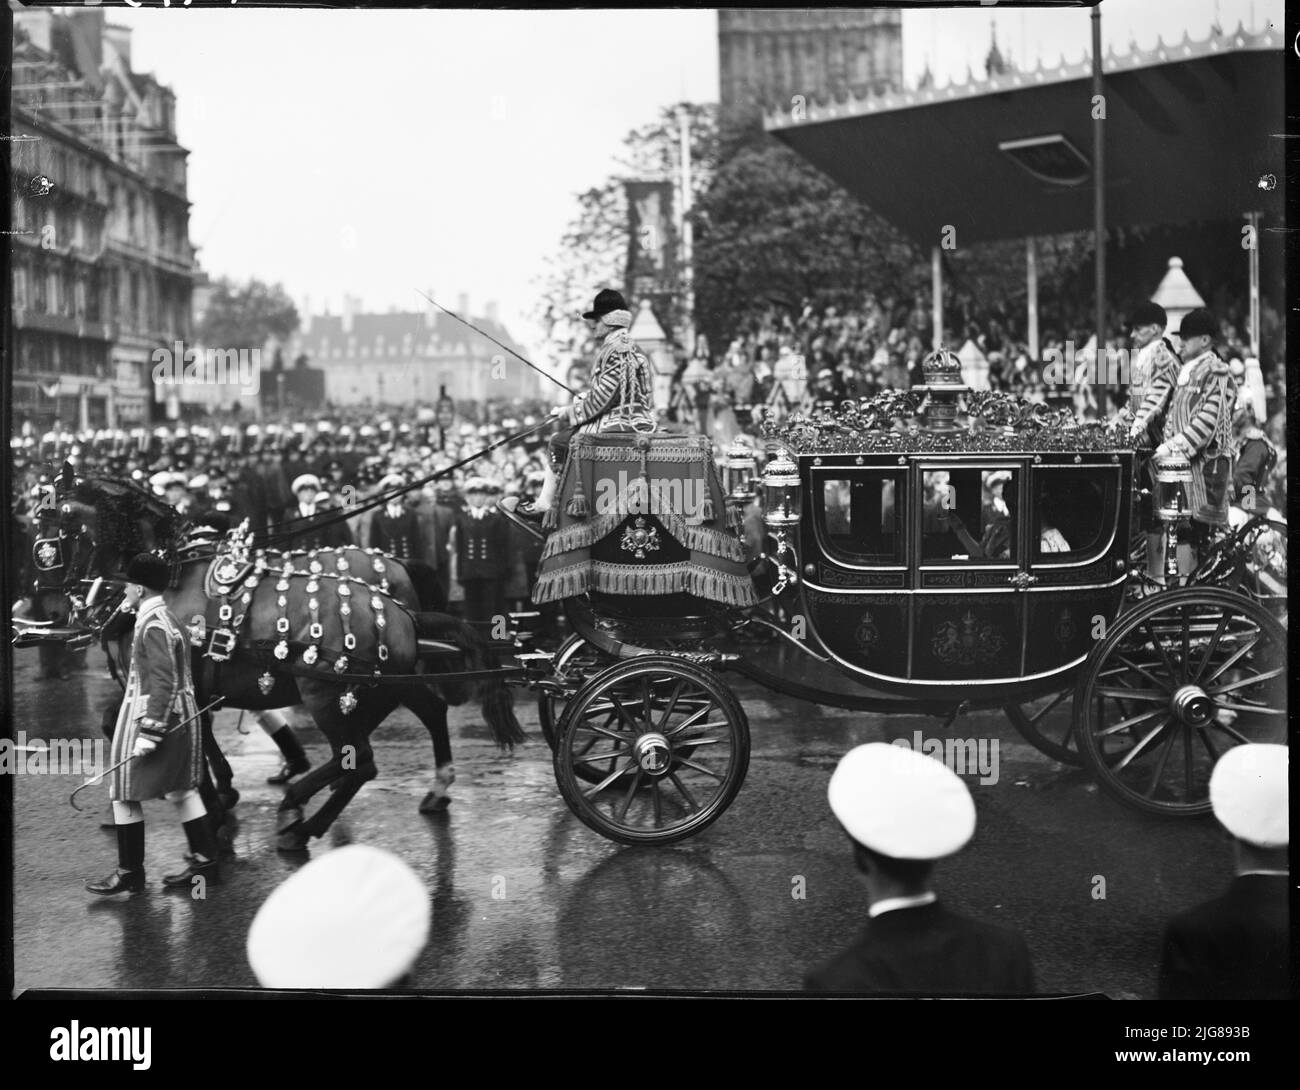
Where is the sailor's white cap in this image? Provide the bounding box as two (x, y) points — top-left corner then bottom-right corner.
(1210, 744), (1288, 849)
(247, 844), (431, 989)
(828, 743), (976, 860)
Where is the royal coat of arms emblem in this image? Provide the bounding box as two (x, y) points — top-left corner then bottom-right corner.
(854, 610), (880, 654)
(931, 610), (1005, 666)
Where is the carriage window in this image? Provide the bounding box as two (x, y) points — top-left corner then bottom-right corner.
(921, 468), (1018, 563)
(818, 472), (903, 562)
(1032, 469), (1110, 561)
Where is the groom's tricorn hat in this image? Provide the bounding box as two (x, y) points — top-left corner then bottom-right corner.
(125, 552), (170, 592)
(582, 288), (627, 321)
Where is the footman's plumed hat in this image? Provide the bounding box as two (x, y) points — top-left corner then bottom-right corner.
(247, 844), (431, 989)
(1209, 744), (1287, 849)
(828, 742), (976, 860)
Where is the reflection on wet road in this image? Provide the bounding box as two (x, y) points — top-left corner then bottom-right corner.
(12, 650), (1227, 995)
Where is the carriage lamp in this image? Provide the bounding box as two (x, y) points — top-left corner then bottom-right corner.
(1153, 455), (1193, 523)
(1153, 454), (1194, 581)
(761, 450), (803, 595)
(723, 439), (758, 502)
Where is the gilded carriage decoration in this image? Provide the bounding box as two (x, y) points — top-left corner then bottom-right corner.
(619, 517), (661, 560)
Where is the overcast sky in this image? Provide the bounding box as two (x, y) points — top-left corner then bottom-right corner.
(109, 2), (1279, 362)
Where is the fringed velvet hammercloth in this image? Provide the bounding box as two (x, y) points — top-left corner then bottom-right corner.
(533, 432), (759, 608)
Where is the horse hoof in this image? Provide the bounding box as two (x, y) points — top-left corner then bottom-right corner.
(419, 791), (452, 814)
(275, 807), (304, 835)
(276, 828), (309, 852)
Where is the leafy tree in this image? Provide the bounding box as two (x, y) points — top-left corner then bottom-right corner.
(199, 278), (299, 351)
(534, 103), (717, 366)
(691, 125), (929, 348)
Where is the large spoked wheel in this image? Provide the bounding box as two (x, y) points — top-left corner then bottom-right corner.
(1074, 587), (1287, 816)
(538, 635), (607, 756)
(1005, 688), (1080, 765)
(553, 656), (750, 846)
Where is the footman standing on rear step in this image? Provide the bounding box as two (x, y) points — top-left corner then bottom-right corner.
(86, 553), (222, 896)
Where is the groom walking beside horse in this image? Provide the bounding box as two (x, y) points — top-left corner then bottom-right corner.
(87, 553), (222, 896)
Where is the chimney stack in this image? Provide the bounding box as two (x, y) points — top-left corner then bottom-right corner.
(485, 300), (499, 324)
(458, 292), (470, 318)
(342, 294), (356, 335)
(300, 294), (312, 335)
(424, 287), (436, 330)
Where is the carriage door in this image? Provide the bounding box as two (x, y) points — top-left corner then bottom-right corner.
(910, 461), (1027, 683)
(1022, 460), (1127, 678)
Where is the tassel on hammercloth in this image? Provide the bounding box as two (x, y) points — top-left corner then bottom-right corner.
(566, 475), (589, 517)
(699, 493), (715, 522)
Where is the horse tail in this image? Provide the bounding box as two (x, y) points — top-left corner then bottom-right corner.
(411, 611), (525, 750)
(397, 558), (446, 613)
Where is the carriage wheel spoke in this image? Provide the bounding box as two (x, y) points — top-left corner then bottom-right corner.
(673, 757), (723, 780)
(575, 721), (634, 746)
(1191, 609), (1231, 682)
(1201, 633), (1262, 684)
(1096, 686), (1167, 702)
(1099, 705), (1167, 738)
(1204, 718), (1253, 745)
(1195, 726), (1221, 763)
(583, 765), (634, 798)
(665, 701), (713, 736)
(1144, 722), (1180, 797)
(1139, 623), (1181, 683)
(651, 779), (662, 827)
(657, 680), (685, 731)
(1213, 701), (1285, 717)
(615, 769), (644, 821)
(1113, 717), (1172, 771)
(1028, 688), (1070, 725)
(667, 772), (699, 812)
(1182, 722), (1193, 799)
(666, 718), (728, 739)
(1114, 654), (1173, 693)
(1205, 667), (1284, 695)
(606, 690), (645, 734)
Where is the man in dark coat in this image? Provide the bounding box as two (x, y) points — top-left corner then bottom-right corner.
(1158, 744), (1288, 999)
(281, 473), (353, 550)
(451, 476), (511, 627)
(369, 474), (426, 560)
(805, 743), (1035, 995)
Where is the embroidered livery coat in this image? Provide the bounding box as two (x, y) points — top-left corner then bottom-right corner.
(109, 595), (203, 802)
(1163, 350), (1238, 526)
(569, 328), (657, 435)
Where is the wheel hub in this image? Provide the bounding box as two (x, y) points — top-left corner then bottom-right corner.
(633, 732), (672, 777)
(1170, 684), (1214, 728)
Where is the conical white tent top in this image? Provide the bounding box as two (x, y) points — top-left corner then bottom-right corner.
(628, 297), (667, 343)
(1151, 257), (1206, 311)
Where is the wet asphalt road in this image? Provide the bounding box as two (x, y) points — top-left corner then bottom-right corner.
(10, 645), (1230, 997)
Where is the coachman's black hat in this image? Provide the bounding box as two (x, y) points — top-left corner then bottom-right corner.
(1176, 308), (1217, 341)
(125, 552), (170, 592)
(1128, 302), (1167, 330)
(582, 288), (627, 321)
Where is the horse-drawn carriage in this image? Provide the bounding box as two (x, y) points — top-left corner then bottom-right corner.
(16, 368), (1286, 850)
(515, 367), (1287, 845)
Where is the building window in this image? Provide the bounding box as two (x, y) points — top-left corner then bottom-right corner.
(74, 279), (87, 318)
(14, 268), (27, 310)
